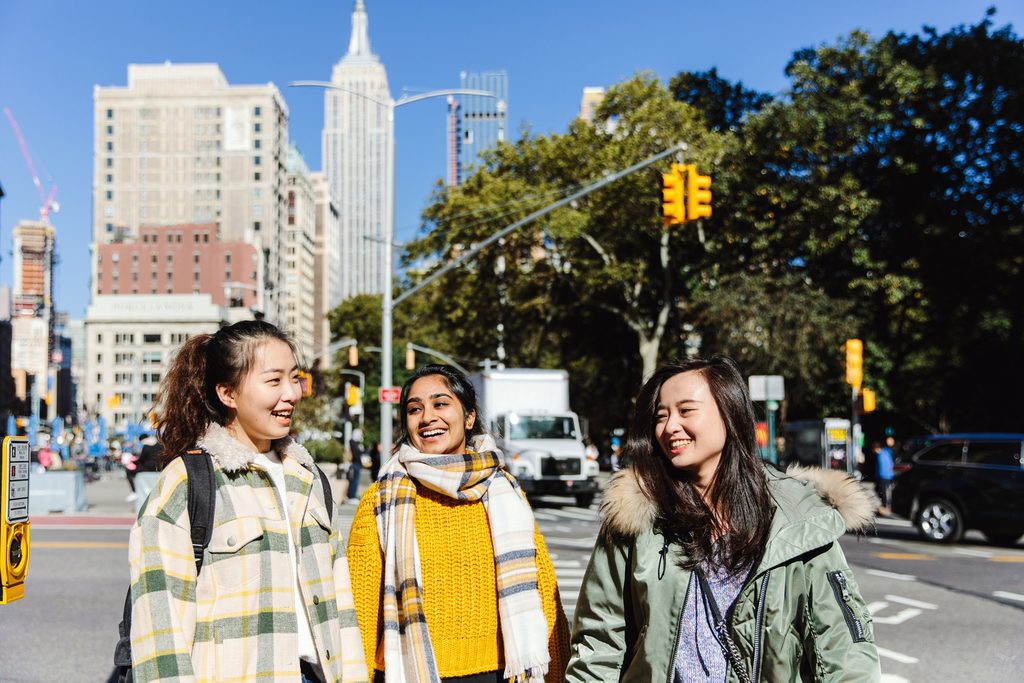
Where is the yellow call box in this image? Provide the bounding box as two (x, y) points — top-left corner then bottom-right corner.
(1, 436), (30, 604)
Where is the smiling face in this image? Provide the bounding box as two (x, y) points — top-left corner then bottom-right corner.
(654, 370), (728, 491)
(404, 374), (475, 455)
(216, 339), (302, 453)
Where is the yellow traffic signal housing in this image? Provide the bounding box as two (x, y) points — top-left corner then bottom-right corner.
(1, 437), (31, 604)
(661, 164), (685, 226)
(844, 338), (863, 388)
(346, 383), (360, 407)
(861, 388), (876, 413)
(348, 346), (358, 367)
(297, 370), (313, 398)
(405, 347), (416, 370)
(686, 166), (712, 221)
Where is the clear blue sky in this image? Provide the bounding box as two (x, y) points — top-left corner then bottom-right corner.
(1, 1), (1019, 318)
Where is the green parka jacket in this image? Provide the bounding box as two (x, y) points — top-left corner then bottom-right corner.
(566, 466), (881, 683)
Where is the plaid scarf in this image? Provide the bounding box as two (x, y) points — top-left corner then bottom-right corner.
(374, 434), (550, 683)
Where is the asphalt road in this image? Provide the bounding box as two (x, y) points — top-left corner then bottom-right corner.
(1, 495), (1021, 682)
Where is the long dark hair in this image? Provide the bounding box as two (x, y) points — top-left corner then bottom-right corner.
(395, 364), (485, 447)
(155, 320), (297, 465)
(627, 356), (773, 574)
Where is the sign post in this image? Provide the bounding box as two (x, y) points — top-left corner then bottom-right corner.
(1, 436), (31, 604)
(748, 375), (785, 465)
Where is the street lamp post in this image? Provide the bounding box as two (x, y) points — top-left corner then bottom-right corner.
(289, 81), (495, 453)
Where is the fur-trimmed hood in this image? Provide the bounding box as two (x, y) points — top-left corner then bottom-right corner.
(197, 422), (316, 473)
(600, 464), (877, 539)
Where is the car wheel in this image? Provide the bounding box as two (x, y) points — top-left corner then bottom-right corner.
(983, 530), (1023, 547)
(574, 493), (596, 508)
(917, 498), (964, 543)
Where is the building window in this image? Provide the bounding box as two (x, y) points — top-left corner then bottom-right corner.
(96, 333), (103, 344)
(254, 139), (261, 149)
(254, 106), (261, 116)
(254, 155), (261, 166)
(96, 373), (102, 383)
(106, 141), (113, 152)
(106, 190), (112, 200)
(255, 122), (261, 133)
(106, 158), (113, 167)
(151, 254), (157, 264)
(143, 333), (162, 344)
(225, 253), (232, 264)
(106, 125), (113, 135)
(106, 223), (113, 232)
(105, 174), (112, 183)
(106, 108), (113, 119)
(253, 221), (261, 232)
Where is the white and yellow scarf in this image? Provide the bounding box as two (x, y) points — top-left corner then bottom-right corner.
(373, 434), (549, 683)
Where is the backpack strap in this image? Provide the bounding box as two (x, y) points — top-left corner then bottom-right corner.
(314, 464), (334, 524)
(181, 448), (216, 572)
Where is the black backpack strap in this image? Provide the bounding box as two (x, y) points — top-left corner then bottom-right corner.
(314, 464), (334, 524)
(182, 448), (216, 572)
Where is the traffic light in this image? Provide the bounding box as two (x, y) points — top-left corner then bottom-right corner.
(107, 394), (120, 409)
(297, 370), (313, 397)
(861, 388), (876, 413)
(686, 165), (712, 221)
(844, 338), (863, 388)
(661, 164), (685, 226)
(405, 346), (416, 370)
(346, 383), (360, 407)
(348, 345), (358, 366)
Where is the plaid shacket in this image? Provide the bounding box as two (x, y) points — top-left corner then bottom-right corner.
(128, 423), (368, 682)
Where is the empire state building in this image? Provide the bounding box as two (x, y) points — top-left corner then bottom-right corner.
(323, 0), (391, 300)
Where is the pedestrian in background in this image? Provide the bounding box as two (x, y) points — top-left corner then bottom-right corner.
(368, 440), (382, 481)
(127, 320), (367, 683)
(347, 427), (365, 504)
(875, 437), (895, 517)
(567, 356), (880, 682)
(347, 364), (569, 682)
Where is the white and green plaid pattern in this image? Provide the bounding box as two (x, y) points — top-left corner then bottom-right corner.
(374, 435), (550, 683)
(129, 428), (368, 682)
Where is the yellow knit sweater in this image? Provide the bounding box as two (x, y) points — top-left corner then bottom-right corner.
(347, 481), (570, 681)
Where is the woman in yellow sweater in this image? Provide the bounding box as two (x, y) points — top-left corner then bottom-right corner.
(347, 364), (569, 683)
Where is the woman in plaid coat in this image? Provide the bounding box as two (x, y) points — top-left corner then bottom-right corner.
(128, 320), (368, 682)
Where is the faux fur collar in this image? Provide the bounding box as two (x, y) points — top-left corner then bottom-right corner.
(197, 422), (316, 474)
(600, 464), (877, 538)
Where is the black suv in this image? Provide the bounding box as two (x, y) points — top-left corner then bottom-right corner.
(892, 434), (1024, 545)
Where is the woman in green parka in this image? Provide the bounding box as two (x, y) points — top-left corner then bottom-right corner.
(567, 357), (881, 683)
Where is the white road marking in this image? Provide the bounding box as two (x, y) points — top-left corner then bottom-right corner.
(865, 568), (917, 581)
(554, 568), (587, 578)
(877, 647), (919, 664)
(534, 511), (560, 521)
(549, 507), (600, 521)
(874, 517), (912, 528)
(880, 674), (911, 682)
(552, 559), (582, 569)
(872, 607), (923, 625)
(885, 595), (938, 610)
(993, 591), (1024, 602)
(953, 547), (993, 558)
(548, 525), (574, 533)
(546, 536), (599, 549)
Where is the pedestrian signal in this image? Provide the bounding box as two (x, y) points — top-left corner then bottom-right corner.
(661, 163), (686, 226)
(346, 384), (360, 407)
(861, 388), (876, 413)
(686, 166), (712, 221)
(844, 339), (863, 388)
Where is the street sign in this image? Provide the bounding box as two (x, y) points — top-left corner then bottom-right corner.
(378, 386), (402, 404)
(748, 375), (785, 401)
(1, 436), (30, 604)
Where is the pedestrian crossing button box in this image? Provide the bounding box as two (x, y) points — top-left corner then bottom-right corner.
(1, 436), (31, 604)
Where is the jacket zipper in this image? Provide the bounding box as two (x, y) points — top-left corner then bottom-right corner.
(827, 570), (867, 642)
(750, 571), (771, 683)
(664, 562), (690, 683)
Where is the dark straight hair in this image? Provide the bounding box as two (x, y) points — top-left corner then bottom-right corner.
(155, 320), (297, 465)
(395, 364), (485, 448)
(627, 356), (773, 574)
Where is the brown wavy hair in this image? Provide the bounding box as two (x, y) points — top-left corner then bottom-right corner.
(627, 356), (773, 575)
(154, 320), (297, 466)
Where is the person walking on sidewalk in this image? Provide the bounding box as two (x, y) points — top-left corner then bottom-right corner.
(347, 364), (569, 682)
(567, 356), (880, 683)
(347, 427), (365, 504)
(127, 320), (368, 683)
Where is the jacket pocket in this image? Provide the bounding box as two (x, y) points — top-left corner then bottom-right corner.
(826, 570), (868, 643)
(208, 516), (266, 590)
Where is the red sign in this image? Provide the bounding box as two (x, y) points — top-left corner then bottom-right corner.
(378, 386), (402, 404)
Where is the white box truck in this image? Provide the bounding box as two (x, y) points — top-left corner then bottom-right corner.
(470, 368), (600, 507)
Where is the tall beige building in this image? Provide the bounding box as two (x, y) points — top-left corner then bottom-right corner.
(92, 63), (289, 323)
(311, 172), (341, 368)
(284, 146), (318, 365)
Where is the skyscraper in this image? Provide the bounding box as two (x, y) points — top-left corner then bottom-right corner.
(450, 71), (508, 185)
(323, 0), (391, 300)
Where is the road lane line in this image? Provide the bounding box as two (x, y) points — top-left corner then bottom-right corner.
(876, 647), (919, 664)
(865, 569), (917, 581)
(551, 559), (582, 568)
(554, 568), (587, 578)
(546, 537), (598, 549)
(885, 595), (937, 609)
(34, 541), (128, 549)
(988, 556), (1024, 563)
(549, 508), (600, 521)
(873, 551), (934, 560)
(872, 608), (922, 625)
(993, 591), (1024, 602)
(534, 512), (560, 521)
(953, 548), (993, 558)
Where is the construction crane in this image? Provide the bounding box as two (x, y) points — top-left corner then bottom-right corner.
(4, 106), (59, 222)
